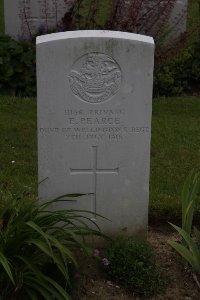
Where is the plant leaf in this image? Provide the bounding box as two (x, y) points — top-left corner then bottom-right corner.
(26, 239), (71, 283)
(26, 221), (53, 256)
(25, 280), (53, 300)
(40, 194), (87, 210)
(168, 240), (197, 270)
(0, 251), (15, 285)
(182, 170), (200, 234)
(169, 223), (200, 260)
(40, 274), (72, 300)
(26, 275), (67, 300)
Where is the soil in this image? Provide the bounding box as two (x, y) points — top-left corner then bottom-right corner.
(72, 225), (200, 300)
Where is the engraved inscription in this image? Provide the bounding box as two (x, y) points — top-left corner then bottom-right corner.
(70, 146), (119, 216)
(69, 53), (122, 104)
(39, 107), (150, 141)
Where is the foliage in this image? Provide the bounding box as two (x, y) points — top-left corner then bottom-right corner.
(168, 171), (200, 286)
(0, 35), (36, 96)
(105, 236), (167, 297)
(181, 170), (200, 235)
(0, 191), (104, 299)
(154, 41), (200, 96)
(168, 223), (200, 273)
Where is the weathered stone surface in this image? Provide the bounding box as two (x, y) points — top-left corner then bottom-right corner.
(169, 0), (188, 38)
(112, 0), (188, 38)
(37, 30), (154, 236)
(4, 0), (73, 39)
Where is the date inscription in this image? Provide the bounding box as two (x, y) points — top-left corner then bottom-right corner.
(40, 108), (149, 141)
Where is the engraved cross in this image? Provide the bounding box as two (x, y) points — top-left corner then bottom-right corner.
(70, 146), (119, 215)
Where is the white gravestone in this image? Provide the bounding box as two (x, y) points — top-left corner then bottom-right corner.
(4, 0), (73, 39)
(169, 0), (188, 38)
(37, 30), (154, 236)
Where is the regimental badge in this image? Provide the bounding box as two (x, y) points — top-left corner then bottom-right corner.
(68, 53), (122, 104)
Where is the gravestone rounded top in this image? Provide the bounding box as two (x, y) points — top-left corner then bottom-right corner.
(36, 30), (154, 45)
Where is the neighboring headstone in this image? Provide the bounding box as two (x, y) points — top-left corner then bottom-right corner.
(169, 0), (188, 38)
(114, 0), (188, 38)
(150, 0), (188, 37)
(37, 30), (154, 236)
(4, 0), (188, 40)
(4, 0), (74, 39)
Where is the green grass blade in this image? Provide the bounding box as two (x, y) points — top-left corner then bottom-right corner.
(182, 170), (193, 221)
(0, 251), (15, 285)
(185, 174), (199, 232)
(183, 200), (195, 234)
(26, 239), (54, 259)
(168, 240), (196, 269)
(169, 223), (200, 272)
(20, 258), (71, 299)
(26, 221), (53, 255)
(40, 194), (86, 210)
(26, 239), (71, 283)
(182, 171), (200, 234)
(26, 221), (48, 238)
(48, 235), (77, 266)
(182, 172), (191, 229)
(26, 275), (67, 300)
(40, 274), (72, 300)
(26, 281), (53, 300)
(169, 223), (199, 257)
(26, 269), (72, 300)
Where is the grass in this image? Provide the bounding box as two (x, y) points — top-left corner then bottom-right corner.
(0, 0), (3, 34)
(150, 97), (200, 223)
(0, 96), (200, 224)
(0, 97), (37, 202)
